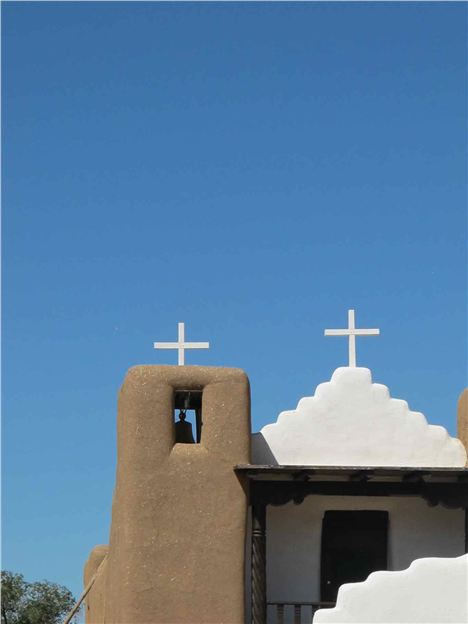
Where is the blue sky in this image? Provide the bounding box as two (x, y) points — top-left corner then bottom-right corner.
(3, 1), (467, 601)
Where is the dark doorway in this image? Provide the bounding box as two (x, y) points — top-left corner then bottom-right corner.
(320, 510), (388, 602)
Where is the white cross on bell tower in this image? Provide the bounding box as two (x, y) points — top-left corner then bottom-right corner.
(154, 322), (210, 365)
(325, 309), (380, 367)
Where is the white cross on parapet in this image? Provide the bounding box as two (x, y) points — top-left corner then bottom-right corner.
(325, 309), (380, 367)
(154, 322), (209, 365)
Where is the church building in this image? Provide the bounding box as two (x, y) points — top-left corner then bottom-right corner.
(82, 312), (468, 624)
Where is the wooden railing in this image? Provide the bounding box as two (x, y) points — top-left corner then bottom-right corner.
(267, 602), (335, 624)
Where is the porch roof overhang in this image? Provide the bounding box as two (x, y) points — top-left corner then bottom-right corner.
(235, 465), (468, 509)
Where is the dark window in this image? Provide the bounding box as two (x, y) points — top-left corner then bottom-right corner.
(173, 390), (203, 444)
(320, 510), (388, 602)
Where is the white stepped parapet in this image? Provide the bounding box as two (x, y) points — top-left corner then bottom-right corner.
(252, 367), (467, 467)
(313, 554), (468, 623)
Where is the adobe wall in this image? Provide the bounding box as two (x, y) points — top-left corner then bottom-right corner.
(457, 388), (468, 466)
(86, 365), (250, 624)
(84, 545), (108, 623)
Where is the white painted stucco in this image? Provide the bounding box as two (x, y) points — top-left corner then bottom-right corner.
(252, 367), (467, 467)
(313, 553), (468, 623)
(259, 496), (466, 624)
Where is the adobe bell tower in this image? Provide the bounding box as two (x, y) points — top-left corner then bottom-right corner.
(84, 364), (251, 623)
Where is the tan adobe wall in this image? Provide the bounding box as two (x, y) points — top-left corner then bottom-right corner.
(457, 388), (468, 466)
(84, 545), (108, 623)
(85, 365), (251, 624)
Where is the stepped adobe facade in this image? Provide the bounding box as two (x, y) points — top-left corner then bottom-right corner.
(83, 315), (468, 624)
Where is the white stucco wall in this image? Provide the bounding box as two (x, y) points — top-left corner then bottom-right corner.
(313, 554), (468, 624)
(252, 367), (467, 467)
(260, 496), (465, 623)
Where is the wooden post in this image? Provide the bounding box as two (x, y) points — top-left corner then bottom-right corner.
(251, 503), (267, 624)
(465, 508), (468, 554)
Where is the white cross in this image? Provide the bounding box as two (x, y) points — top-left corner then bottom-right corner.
(324, 309), (380, 367)
(153, 322), (209, 366)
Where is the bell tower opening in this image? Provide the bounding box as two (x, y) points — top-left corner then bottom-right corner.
(174, 390), (203, 444)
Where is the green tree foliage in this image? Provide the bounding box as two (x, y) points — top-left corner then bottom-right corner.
(1, 571), (76, 624)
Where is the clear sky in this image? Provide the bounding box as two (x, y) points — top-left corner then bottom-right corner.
(3, 1), (467, 602)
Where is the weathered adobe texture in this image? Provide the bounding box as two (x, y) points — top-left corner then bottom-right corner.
(85, 365), (251, 624)
(84, 545), (108, 624)
(457, 388), (468, 467)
